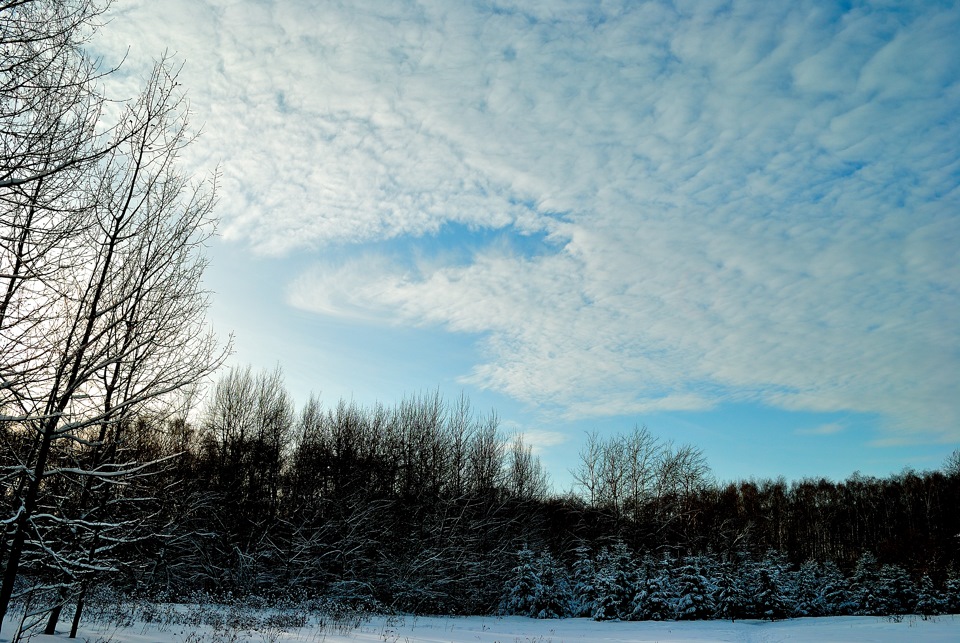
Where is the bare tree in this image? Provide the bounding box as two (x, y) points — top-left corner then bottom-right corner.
(1, 0), (112, 420)
(0, 0), (114, 190)
(572, 430), (603, 506)
(506, 434), (548, 503)
(0, 56), (228, 629)
(945, 448), (960, 478)
(573, 427), (665, 523)
(468, 412), (506, 498)
(622, 425), (661, 519)
(199, 366), (294, 593)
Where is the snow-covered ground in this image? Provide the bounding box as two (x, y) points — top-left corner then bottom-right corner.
(4, 613), (959, 643)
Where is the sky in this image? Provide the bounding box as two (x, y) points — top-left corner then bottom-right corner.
(92, 0), (959, 490)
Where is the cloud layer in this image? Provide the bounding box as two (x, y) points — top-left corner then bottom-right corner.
(100, 1), (960, 442)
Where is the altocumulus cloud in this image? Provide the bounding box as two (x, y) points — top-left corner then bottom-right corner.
(100, 1), (959, 442)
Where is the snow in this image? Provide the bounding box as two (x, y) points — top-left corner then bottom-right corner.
(5, 612), (959, 643)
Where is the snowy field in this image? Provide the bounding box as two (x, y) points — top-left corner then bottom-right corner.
(4, 612), (959, 643)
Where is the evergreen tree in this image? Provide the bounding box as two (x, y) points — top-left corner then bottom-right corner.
(915, 574), (945, 617)
(713, 560), (747, 621)
(944, 574), (960, 614)
(794, 560), (827, 617)
(674, 557), (715, 620)
(627, 555), (653, 621)
(819, 560), (851, 616)
(500, 546), (540, 616)
(876, 564), (916, 615)
(570, 544), (596, 617)
(850, 552), (883, 615)
(531, 551), (571, 618)
(756, 567), (790, 620)
(591, 543), (633, 621)
(631, 561), (674, 621)
(736, 555), (763, 618)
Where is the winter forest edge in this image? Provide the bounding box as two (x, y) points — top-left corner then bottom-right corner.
(2, 1), (960, 640)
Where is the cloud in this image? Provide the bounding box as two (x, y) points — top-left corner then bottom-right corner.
(519, 429), (571, 450)
(98, 1), (960, 443)
(500, 425), (570, 455)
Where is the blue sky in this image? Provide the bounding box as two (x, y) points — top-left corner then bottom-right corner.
(96, 0), (959, 489)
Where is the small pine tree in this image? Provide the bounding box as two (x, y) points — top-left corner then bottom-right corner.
(570, 544), (596, 617)
(756, 567), (790, 621)
(736, 555), (763, 618)
(713, 561), (747, 621)
(632, 565), (675, 621)
(500, 546), (541, 616)
(876, 564), (916, 615)
(591, 544), (633, 621)
(674, 558), (714, 620)
(531, 551), (571, 619)
(820, 560), (851, 616)
(945, 574), (960, 614)
(744, 550), (796, 620)
(850, 552), (882, 616)
(794, 560), (827, 617)
(915, 574), (945, 617)
(626, 554), (651, 620)
(592, 570), (621, 620)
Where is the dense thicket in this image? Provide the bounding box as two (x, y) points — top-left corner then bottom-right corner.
(147, 369), (552, 615)
(10, 366), (953, 621)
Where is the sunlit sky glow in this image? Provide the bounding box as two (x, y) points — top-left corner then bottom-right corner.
(95, 0), (959, 489)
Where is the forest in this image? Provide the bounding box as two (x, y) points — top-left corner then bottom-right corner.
(2, 0), (959, 638)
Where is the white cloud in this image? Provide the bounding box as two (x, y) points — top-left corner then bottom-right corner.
(98, 1), (960, 443)
(501, 425), (570, 455)
(519, 429), (570, 449)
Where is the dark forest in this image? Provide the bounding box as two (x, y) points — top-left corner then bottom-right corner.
(5, 367), (958, 625)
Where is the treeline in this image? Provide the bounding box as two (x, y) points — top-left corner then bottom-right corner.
(569, 429), (960, 577)
(143, 367), (554, 614)
(6, 366), (958, 624)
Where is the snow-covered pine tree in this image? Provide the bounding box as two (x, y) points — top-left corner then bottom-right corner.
(500, 546), (540, 616)
(755, 567), (791, 620)
(769, 550), (798, 616)
(849, 552), (882, 615)
(754, 550), (795, 621)
(712, 560), (747, 621)
(944, 572), (960, 614)
(819, 560), (851, 616)
(570, 544), (596, 617)
(631, 558), (675, 621)
(915, 574), (945, 617)
(531, 551), (571, 618)
(630, 556), (676, 621)
(695, 552), (722, 591)
(628, 554), (653, 620)
(734, 554), (763, 618)
(674, 557), (715, 620)
(794, 560), (828, 616)
(875, 564), (916, 615)
(613, 541), (640, 611)
(591, 542), (633, 621)
(591, 548), (620, 621)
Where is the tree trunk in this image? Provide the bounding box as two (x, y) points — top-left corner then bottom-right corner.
(44, 602), (64, 635)
(69, 583), (87, 638)
(0, 414), (57, 624)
